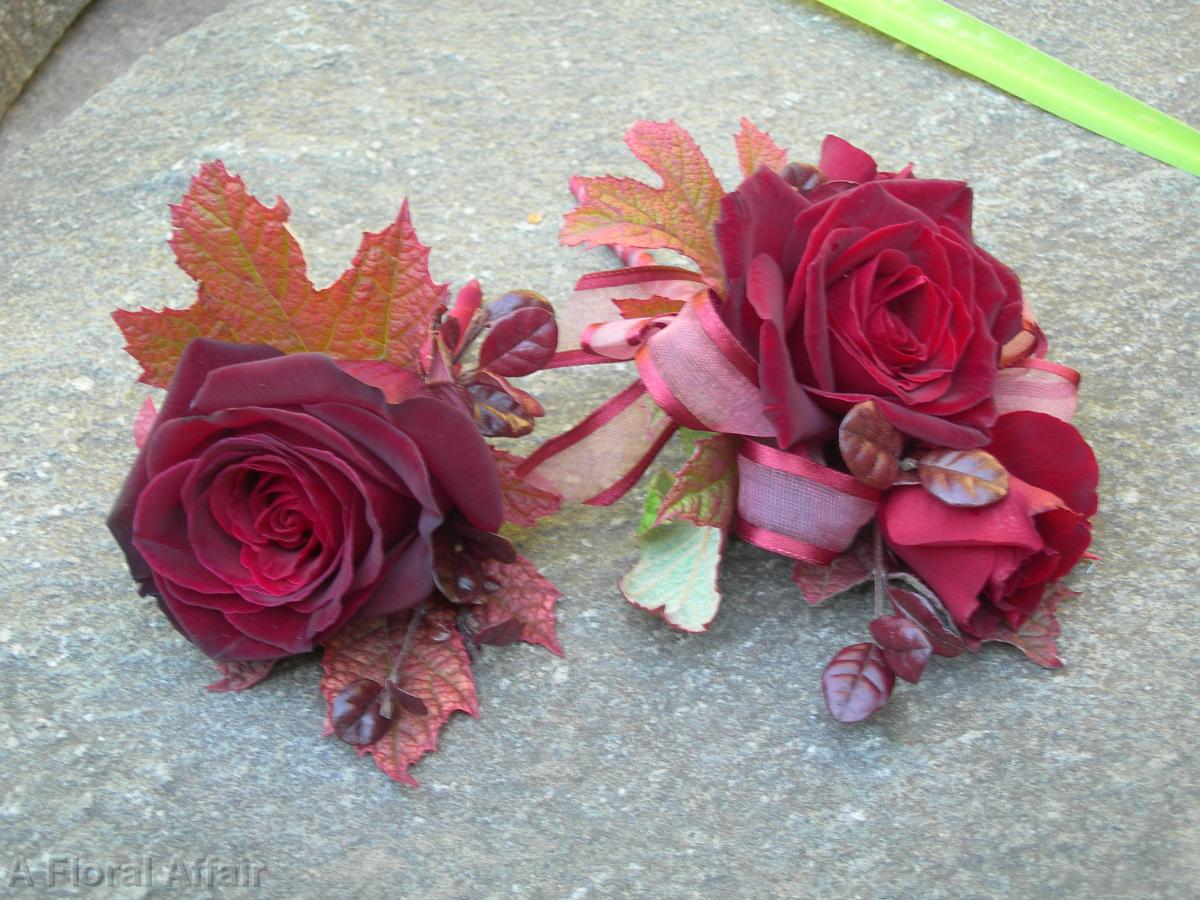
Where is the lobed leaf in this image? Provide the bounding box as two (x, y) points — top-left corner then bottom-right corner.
(490, 448), (564, 527)
(469, 555), (564, 656)
(822, 643), (895, 724)
(116, 162), (446, 386)
(319, 606), (478, 786)
(916, 448), (1009, 507)
(792, 547), (871, 606)
(206, 659), (276, 693)
(734, 118), (789, 178)
(561, 120), (725, 281)
(656, 433), (739, 531)
(839, 400), (904, 490)
(987, 584), (1075, 669)
(622, 521), (723, 633)
(612, 295), (686, 319)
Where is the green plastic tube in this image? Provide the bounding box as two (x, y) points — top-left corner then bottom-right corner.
(814, 0), (1200, 176)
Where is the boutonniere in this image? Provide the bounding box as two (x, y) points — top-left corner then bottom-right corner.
(108, 163), (564, 783)
(525, 120), (1097, 722)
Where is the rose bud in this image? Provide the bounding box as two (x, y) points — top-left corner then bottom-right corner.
(879, 411), (1098, 640)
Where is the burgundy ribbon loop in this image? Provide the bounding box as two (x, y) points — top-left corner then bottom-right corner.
(734, 440), (880, 565)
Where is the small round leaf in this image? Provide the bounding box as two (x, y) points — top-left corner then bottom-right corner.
(839, 400), (904, 490)
(916, 448), (1009, 507)
(821, 642), (895, 724)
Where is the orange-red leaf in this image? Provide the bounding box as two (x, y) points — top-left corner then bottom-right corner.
(319, 201), (448, 367)
(115, 162), (446, 387)
(916, 448), (1009, 507)
(471, 555), (564, 656)
(839, 400), (904, 490)
(561, 120), (725, 281)
(657, 433), (739, 530)
(734, 118), (788, 178)
(612, 295), (686, 319)
(491, 448), (563, 527)
(319, 606), (477, 786)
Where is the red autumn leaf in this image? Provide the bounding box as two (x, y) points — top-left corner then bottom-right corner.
(612, 295), (686, 319)
(656, 433), (739, 530)
(734, 117), (789, 178)
(792, 549), (871, 606)
(838, 400), (904, 490)
(132, 396), (157, 449)
(869, 615), (933, 684)
(469, 556), (564, 656)
(887, 584), (966, 658)
(822, 642), (895, 724)
(561, 120), (725, 281)
(319, 606), (478, 786)
(916, 448), (1009, 507)
(115, 161), (446, 387)
(988, 584), (1075, 669)
(490, 448), (563, 527)
(206, 659), (276, 693)
(477, 306), (558, 377)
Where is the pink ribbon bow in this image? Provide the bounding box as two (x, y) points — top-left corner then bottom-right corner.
(521, 265), (1081, 566)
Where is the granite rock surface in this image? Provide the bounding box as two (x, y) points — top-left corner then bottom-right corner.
(0, 0), (90, 118)
(0, 1), (1196, 897)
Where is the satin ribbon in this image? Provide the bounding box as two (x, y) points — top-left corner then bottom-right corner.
(524, 268), (880, 563)
(526, 265), (1081, 563)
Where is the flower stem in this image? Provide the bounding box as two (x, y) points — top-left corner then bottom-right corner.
(873, 523), (886, 619)
(380, 602), (426, 719)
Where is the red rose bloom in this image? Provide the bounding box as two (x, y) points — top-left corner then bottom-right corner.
(879, 411), (1098, 639)
(108, 339), (502, 661)
(716, 136), (1024, 449)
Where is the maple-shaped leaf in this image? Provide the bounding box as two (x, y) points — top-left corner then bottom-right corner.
(612, 295), (686, 319)
(319, 605), (477, 786)
(561, 120), (725, 281)
(734, 118), (788, 178)
(656, 432), (739, 531)
(987, 584), (1076, 669)
(115, 161), (446, 387)
(491, 448), (563, 527)
(206, 659), (276, 693)
(469, 555), (564, 656)
(623, 470), (724, 633)
(792, 546), (871, 606)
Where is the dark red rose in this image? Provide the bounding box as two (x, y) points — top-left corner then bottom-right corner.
(879, 411), (1098, 639)
(108, 339), (502, 661)
(716, 135), (1024, 449)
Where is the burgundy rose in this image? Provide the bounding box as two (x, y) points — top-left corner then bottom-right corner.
(108, 339), (502, 661)
(879, 411), (1098, 639)
(717, 135), (1024, 449)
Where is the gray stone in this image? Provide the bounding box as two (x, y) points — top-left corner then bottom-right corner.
(0, 0), (1197, 897)
(0, 0), (89, 119)
(0, 0), (233, 160)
